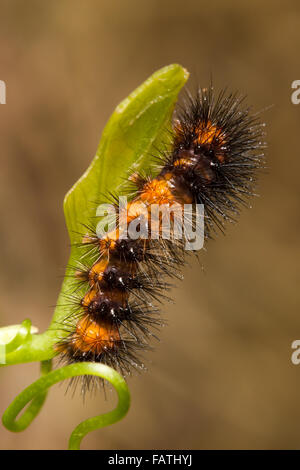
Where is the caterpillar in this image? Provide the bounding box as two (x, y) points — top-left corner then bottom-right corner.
(56, 86), (265, 392)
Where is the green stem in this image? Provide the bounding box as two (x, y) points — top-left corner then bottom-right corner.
(2, 362), (130, 450)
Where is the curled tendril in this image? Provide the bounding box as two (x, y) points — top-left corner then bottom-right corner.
(0, 322), (130, 449)
(2, 362), (130, 450)
(2, 360), (52, 432)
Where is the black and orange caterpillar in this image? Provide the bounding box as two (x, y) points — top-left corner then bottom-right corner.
(56, 87), (265, 390)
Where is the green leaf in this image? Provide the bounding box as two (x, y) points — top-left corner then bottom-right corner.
(50, 63), (188, 333)
(2, 64), (189, 363)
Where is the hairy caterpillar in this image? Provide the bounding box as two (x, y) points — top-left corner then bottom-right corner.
(56, 86), (265, 392)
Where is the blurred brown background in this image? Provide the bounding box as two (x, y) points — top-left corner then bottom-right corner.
(0, 0), (300, 450)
